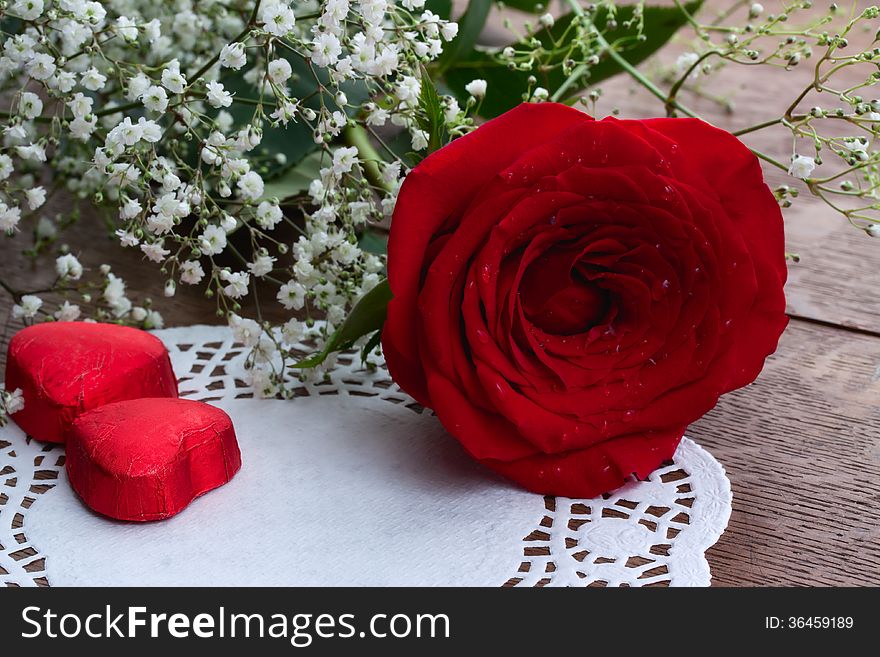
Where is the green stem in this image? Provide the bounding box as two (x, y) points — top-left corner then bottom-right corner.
(189, 0), (262, 83)
(561, 0), (789, 174)
(0, 110), (52, 124)
(343, 124), (390, 194)
(733, 118), (783, 137)
(95, 101), (142, 117)
(563, 0), (699, 118)
(751, 148), (788, 172)
(665, 49), (720, 117)
(551, 62), (588, 103)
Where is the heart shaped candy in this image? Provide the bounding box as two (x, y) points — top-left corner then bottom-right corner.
(5, 322), (178, 443)
(66, 397), (241, 521)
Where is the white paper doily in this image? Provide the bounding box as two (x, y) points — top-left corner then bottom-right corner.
(0, 325), (731, 587)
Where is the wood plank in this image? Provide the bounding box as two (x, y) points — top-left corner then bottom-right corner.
(690, 319), (880, 586)
(1, 1), (878, 587)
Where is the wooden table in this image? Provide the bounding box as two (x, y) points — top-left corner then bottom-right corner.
(2, 2), (878, 586)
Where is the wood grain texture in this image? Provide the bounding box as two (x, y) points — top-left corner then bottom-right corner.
(691, 320), (880, 586)
(1, 0), (879, 587)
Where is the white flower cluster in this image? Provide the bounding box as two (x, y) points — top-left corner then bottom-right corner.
(0, 0), (468, 401)
(10, 255), (163, 328)
(0, 386), (25, 427)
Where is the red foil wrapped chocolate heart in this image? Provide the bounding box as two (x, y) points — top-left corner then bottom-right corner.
(4, 322), (178, 443)
(66, 397), (241, 521)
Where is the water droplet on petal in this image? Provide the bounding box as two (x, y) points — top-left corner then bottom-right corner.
(475, 328), (490, 344)
(623, 410), (636, 423)
(480, 263), (493, 283)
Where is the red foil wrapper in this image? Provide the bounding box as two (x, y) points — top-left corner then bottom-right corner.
(4, 322), (178, 443)
(66, 397), (241, 521)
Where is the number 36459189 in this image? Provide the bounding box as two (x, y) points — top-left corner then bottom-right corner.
(765, 617), (854, 630)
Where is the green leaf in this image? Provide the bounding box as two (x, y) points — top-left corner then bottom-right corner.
(359, 329), (383, 364)
(444, 1), (702, 118)
(416, 71), (447, 153)
(260, 149), (326, 201)
(425, 0), (453, 20)
(358, 229), (388, 255)
(292, 279), (392, 368)
(223, 54), (367, 180)
(436, 0), (492, 71)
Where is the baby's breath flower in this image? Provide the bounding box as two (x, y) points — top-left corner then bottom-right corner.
(261, 2), (297, 36)
(18, 92), (42, 119)
(248, 254), (277, 278)
(0, 202), (22, 233)
(205, 81), (233, 109)
(0, 0), (492, 398)
(141, 86), (169, 113)
(54, 301), (81, 322)
(55, 254), (83, 280)
(199, 225), (227, 255)
(219, 42), (247, 70)
(9, 0), (44, 21)
(465, 79), (487, 98)
(237, 171), (265, 201)
(140, 242), (170, 263)
(179, 260), (205, 285)
(161, 62), (187, 94)
(229, 313), (262, 347)
(220, 270), (250, 298)
(81, 67), (107, 91)
(277, 280), (306, 310)
(256, 200), (283, 229)
(268, 58), (293, 84)
(788, 155), (816, 180)
(311, 32), (343, 67)
(12, 294), (42, 320)
(4, 389), (25, 415)
(25, 186), (46, 210)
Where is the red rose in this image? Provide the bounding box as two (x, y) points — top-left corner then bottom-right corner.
(382, 102), (787, 497)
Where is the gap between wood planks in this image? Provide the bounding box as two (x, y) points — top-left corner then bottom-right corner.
(787, 313), (880, 340)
